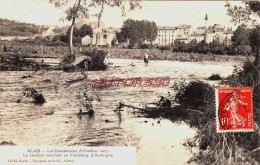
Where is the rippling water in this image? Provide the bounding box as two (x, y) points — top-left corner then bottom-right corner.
(0, 59), (237, 164)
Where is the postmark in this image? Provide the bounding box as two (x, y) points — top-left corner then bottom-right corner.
(216, 87), (253, 132)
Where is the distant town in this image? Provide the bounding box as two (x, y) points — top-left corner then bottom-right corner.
(0, 18), (233, 48)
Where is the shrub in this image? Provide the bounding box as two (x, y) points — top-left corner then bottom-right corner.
(157, 45), (171, 51)
(174, 81), (215, 110)
(208, 73), (222, 80)
(82, 49), (107, 71)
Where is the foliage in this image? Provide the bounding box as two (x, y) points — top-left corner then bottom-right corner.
(232, 24), (251, 48)
(0, 18), (46, 36)
(174, 81), (259, 164)
(224, 62), (260, 111)
(119, 19), (158, 48)
(249, 26), (260, 66)
(55, 24), (93, 45)
(82, 49), (107, 71)
(208, 74), (222, 80)
(174, 81), (215, 110)
(49, 0), (90, 55)
(226, 1), (260, 27)
(226, 1), (260, 71)
(157, 45), (171, 51)
(172, 39), (235, 55)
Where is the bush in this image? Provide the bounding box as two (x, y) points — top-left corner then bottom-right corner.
(174, 81), (215, 110)
(157, 45), (171, 51)
(208, 73), (222, 80)
(82, 49), (107, 71)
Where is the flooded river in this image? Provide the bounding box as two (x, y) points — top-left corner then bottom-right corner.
(0, 59), (238, 164)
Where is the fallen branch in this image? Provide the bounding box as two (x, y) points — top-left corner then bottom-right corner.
(117, 102), (204, 114)
(183, 109), (204, 114)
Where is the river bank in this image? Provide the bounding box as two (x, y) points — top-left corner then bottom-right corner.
(0, 42), (252, 63)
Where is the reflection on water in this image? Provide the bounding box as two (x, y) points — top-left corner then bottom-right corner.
(0, 59), (236, 164)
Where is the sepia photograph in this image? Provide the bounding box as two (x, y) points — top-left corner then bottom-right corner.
(0, 0), (259, 164)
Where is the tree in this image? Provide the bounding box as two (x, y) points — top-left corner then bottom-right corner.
(120, 19), (158, 48)
(61, 24), (93, 45)
(144, 20), (158, 45)
(89, 0), (141, 47)
(204, 13), (208, 27)
(226, 1), (260, 106)
(49, 0), (89, 58)
(78, 24), (93, 38)
(226, 1), (260, 68)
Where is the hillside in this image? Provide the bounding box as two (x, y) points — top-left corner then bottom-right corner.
(0, 18), (47, 36)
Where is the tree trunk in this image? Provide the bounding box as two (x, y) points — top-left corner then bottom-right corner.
(95, 1), (104, 47)
(69, 0), (82, 58)
(69, 24), (75, 57)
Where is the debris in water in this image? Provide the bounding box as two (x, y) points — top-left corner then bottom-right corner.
(17, 88), (45, 104)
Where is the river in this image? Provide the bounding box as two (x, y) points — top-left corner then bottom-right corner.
(0, 58), (238, 165)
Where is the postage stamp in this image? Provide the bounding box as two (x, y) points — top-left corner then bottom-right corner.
(216, 87), (253, 132)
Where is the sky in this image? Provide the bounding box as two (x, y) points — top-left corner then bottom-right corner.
(0, 0), (243, 29)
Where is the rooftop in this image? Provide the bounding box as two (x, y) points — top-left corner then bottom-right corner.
(158, 26), (176, 30)
(177, 24), (192, 29)
(197, 26), (206, 29)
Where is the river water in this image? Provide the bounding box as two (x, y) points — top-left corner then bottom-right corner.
(0, 59), (238, 165)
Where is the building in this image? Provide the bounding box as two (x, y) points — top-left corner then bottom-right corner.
(92, 28), (116, 47)
(195, 26), (206, 35)
(154, 26), (176, 45)
(175, 24), (193, 43)
(81, 35), (92, 45)
(189, 34), (205, 43)
(205, 31), (216, 43)
(222, 30), (233, 45)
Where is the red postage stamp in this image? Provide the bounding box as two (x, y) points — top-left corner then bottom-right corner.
(216, 87), (253, 132)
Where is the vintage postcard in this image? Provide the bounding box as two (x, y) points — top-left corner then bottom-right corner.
(0, 0), (259, 165)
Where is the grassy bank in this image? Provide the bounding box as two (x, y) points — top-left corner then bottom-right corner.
(0, 42), (252, 62)
(109, 48), (250, 62)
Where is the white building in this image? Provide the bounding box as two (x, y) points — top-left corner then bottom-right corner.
(155, 26), (176, 45)
(195, 26), (206, 34)
(81, 35), (92, 45)
(92, 28), (116, 47)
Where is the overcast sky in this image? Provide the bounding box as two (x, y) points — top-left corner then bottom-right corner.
(0, 0), (243, 28)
